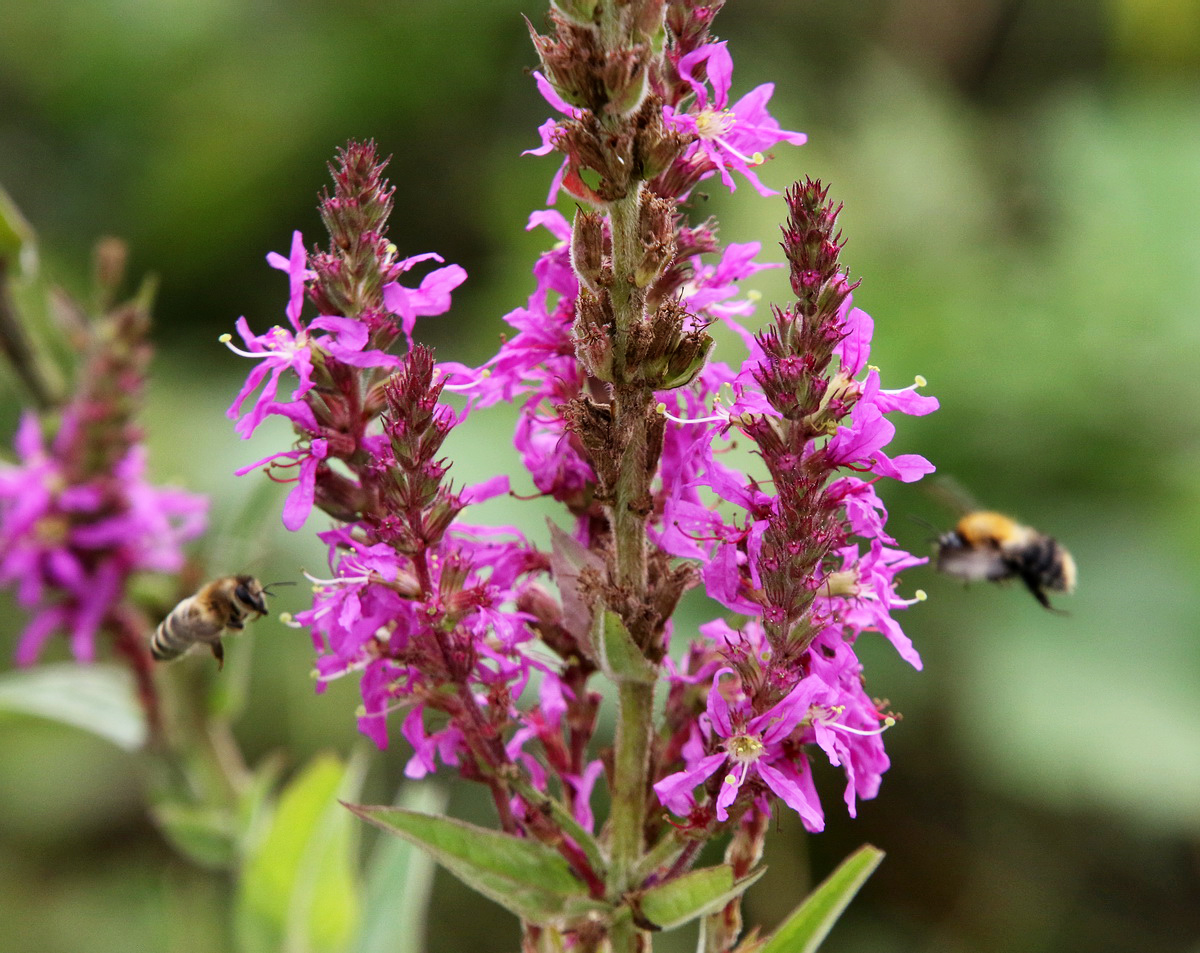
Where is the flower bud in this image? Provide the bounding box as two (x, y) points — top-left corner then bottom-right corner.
(571, 208), (606, 292)
(573, 289), (615, 382)
(661, 327), (713, 389)
(92, 237), (127, 311)
(635, 193), (675, 288)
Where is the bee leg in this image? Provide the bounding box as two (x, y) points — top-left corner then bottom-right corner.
(1022, 576), (1068, 615)
(210, 640), (225, 670)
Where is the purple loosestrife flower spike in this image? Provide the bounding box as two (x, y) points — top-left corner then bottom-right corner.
(652, 179), (936, 833)
(226, 146), (568, 845)
(0, 258), (207, 734)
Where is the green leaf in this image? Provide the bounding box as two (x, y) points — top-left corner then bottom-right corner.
(0, 663), (147, 750)
(353, 784), (449, 953)
(0, 185), (35, 266)
(151, 802), (236, 869)
(758, 845), (884, 953)
(595, 609), (656, 684)
(347, 803), (609, 926)
(235, 752), (286, 855)
(638, 865), (766, 932)
(236, 752), (364, 953)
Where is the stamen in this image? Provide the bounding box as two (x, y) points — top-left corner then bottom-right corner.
(830, 716), (896, 737)
(302, 568), (373, 588)
(656, 401), (729, 426)
(219, 333), (262, 359)
(894, 589), (928, 608)
(712, 133), (765, 168)
(312, 656), (371, 683)
(722, 760), (750, 788)
(440, 369), (491, 392)
(694, 109), (736, 140)
(354, 695), (413, 719)
(819, 704), (896, 737)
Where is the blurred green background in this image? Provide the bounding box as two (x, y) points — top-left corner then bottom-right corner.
(1, 0), (1198, 951)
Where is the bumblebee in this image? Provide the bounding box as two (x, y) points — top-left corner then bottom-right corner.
(935, 511), (1076, 612)
(151, 575), (277, 669)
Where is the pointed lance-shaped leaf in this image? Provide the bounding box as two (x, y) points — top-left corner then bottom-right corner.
(236, 752), (364, 953)
(347, 803), (611, 926)
(595, 609), (657, 684)
(636, 865), (767, 932)
(758, 845), (883, 953)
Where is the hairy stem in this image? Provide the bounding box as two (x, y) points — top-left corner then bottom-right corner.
(604, 190), (656, 926)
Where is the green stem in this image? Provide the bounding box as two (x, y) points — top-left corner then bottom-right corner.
(608, 911), (648, 953)
(609, 679), (654, 891)
(0, 258), (63, 410)
(630, 829), (688, 885)
(603, 190), (657, 950)
(607, 189), (645, 381)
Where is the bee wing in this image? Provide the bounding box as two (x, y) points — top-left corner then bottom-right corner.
(178, 599), (224, 640)
(926, 475), (984, 518)
(936, 545), (1011, 582)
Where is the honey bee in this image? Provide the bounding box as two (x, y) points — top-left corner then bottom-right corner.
(151, 575), (284, 669)
(935, 510), (1077, 612)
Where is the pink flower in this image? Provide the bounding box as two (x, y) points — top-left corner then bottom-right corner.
(664, 42), (807, 196)
(523, 73), (584, 204)
(266, 230), (313, 327)
(0, 412), (207, 665)
(826, 396), (935, 484)
(381, 253), (468, 346)
(223, 318), (317, 439)
(654, 668), (825, 828)
(234, 439), (328, 531)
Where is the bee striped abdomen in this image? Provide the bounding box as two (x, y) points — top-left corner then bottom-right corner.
(1008, 535), (1075, 595)
(151, 598), (224, 662)
(152, 600), (199, 661)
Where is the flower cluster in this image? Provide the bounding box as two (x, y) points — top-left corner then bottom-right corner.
(0, 275), (207, 721)
(652, 187), (937, 832)
(224, 2), (937, 939)
(224, 144), (593, 829)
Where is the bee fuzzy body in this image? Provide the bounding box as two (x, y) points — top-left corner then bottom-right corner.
(151, 575), (271, 669)
(936, 511), (1076, 612)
